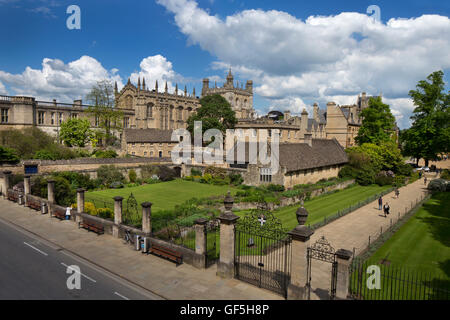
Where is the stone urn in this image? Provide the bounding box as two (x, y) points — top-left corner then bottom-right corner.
(296, 205), (309, 226)
(224, 191), (234, 211)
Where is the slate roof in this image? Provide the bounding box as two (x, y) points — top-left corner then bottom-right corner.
(225, 138), (348, 173)
(124, 129), (177, 143)
(279, 139), (348, 173)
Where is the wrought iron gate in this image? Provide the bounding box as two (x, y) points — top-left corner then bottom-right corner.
(205, 218), (220, 268)
(306, 236), (337, 300)
(234, 205), (292, 298)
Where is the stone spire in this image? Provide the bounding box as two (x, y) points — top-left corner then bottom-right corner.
(155, 80), (158, 92)
(226, 68), (234, 86)
(175, 83), (178, 95)
(127, 78), (131, 85)
(142, 77), (146, 90)
(165, 81), (168, 94)
(114, 81), (118, 94)
(184, 85), (187, 96)
(137, 77), (141, 90)
(193, 87), (196, 97)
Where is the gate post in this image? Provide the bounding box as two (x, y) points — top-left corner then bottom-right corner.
(141, 202), (152, 235)
(2, 170), (12, 199)
(112, 196), (123, 238)
(335, 249), (353, 300)
(47, 179), (55, 204)
(75, 188), (85, 224)
(287, 205), (314, 300)
(194, 218), (207, 269)
(24, 175), (31, 206)
(217, 192), (239, 278)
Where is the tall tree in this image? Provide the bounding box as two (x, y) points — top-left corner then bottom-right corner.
(355, 97), (397, 145)
(86, 80), (123, 146)
(59, 118), (94, 147)
(186, 94), (237, 137)
(402, 71), (450, 166)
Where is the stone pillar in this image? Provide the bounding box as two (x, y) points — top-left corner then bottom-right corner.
(112, 196), (123, 238)
(287, 205), (314, 300)
(194, 218), (207, 268)
(75, 188), (85, 223)
(335, 249), (353, 300)
(2, 170), (12, 199)
(287, 225), (314, 300)
(217, 192), (239, 278)
(24, 175), (31, 206)
(47, 179), (55, 204)
(141, 202), (152, 235)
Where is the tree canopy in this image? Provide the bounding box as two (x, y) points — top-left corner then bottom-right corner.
(401, 70), (450, 166)
(86, 80), (123, 146)
(355, 96), (397, 145)
(59, 118), (94, 147)
(186, 94), (237, 137)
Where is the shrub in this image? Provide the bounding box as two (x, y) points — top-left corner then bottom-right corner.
(229, 173), (244, 186)
(339, 165), (358, 179)
(375, 174), (394, 186)
(157, 165), (177, 181)
(109, 181), (124, 189)
(51, 171), (98, 190)
(128, 169), (137, 183)
(204, 166), (227, 179)
(200, 173), (213, 184)
(0, 146), (20, 164)
(96, 165), (125, 186)
(441, 169), (450, 180)
(93, 149), (118, 158)
(427, 179), (449, 192)
(396, 162), (414, 176)
(96, 207), (114, 220)
(190, 168), (202, 176)
(266, 184), (285, 192)
(33, 176), (75, 207)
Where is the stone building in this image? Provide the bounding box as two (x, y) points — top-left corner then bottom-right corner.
(122, 128), (178, 158)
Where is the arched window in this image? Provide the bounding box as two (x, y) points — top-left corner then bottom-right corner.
(177, 106), (183, 120)
(147, 103), (153, 118)
(125, 95), (133, 108)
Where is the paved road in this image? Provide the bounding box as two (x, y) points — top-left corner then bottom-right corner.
(0, 218), (161, 300)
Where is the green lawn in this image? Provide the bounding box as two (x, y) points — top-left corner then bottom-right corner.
(350, 192), (450, 300)
(85, 179), (239, 214)
(235, 184), (392, 231)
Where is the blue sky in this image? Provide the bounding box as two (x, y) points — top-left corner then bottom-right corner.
(0, 0), (449, 129)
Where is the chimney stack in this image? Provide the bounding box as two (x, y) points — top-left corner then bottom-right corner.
(304, 133), (312, 147)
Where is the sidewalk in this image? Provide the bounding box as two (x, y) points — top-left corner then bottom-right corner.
(307, 174), (435, 299)
(0, 199), (282, 300)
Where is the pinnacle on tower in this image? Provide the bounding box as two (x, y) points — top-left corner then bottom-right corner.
(165, 81), (168, 93)
(127, 78), (131, 85)
(155, 80), (158, 92)
(142, 77), (146, 90)
(175, 83), (178, 95)
(114, 81), (118, 94)
(193, 87), (196, 97)
(137, 77), (141, 90)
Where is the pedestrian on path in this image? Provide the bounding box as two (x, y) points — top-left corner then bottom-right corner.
(395, 188), (400, 199)
(378, 196), (383, 210)
(424, 177), (427, 185)
(383, 203), (390, 217)
(65, 206), (72, 220)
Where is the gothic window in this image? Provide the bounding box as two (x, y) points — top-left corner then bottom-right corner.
(38, 111), (45, 124)
(147, 103), (153, 118)
(260, 168), (272, 182)
(178, 107), (183, 120)
(125, 95), (133, 108)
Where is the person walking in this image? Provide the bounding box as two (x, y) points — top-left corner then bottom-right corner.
(378, 196), (383, 210)
(65, 206), (72, 220)
(395, 188), (400, 199)
(383, 203), (390, 218)
(424, 176), (427, 185)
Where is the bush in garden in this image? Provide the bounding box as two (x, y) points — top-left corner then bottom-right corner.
(266, 184), (285, 192)
(96, 208), (114, 219)
(128, 169), (137, 183)
(375, 173), (394, 186)
(204, 166), (227, 179)
(229, 173), (244, 186)
(427, 179), (449, 192)
(190, 168), (202, 176)
(96, 165), (125, 186)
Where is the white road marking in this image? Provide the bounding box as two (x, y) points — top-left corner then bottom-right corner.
(61, 262), (97, 283)
(24, 241), (48, 256)
(114, 291), (130, 300)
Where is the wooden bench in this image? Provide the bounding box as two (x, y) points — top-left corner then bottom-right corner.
(51, 207), (67, 220)
(149, 243), (183, 265)
(7, 192), (19, 202)
(78, 219), (104, 235)
(27, 197), (42, 211)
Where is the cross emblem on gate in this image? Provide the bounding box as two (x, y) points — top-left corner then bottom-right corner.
(258, 215), (266, 227)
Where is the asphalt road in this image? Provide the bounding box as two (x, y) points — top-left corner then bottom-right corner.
(0, 218), (162, 300)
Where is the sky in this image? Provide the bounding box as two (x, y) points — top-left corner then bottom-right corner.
(0, 0), (449, 129)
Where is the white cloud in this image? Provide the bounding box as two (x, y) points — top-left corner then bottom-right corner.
(157, 0), (450, 128)
(129, 55), (183, 93)
(0, 81), (7, 95)
(0, 56), (123, 102)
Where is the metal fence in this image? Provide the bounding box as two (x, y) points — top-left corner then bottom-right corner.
(309, 187), (395, 230)
(349, 259), (450, 300)
(152, 216), (196, 251)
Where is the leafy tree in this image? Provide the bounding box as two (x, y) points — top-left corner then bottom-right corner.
(186, 94), (237, 137)
(86, 80), (123, 146)
(59, 118), (94, 147)
(355, 97), (397, 145)
(0, 146), (19, 164)
(402, 71), (450, 167)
